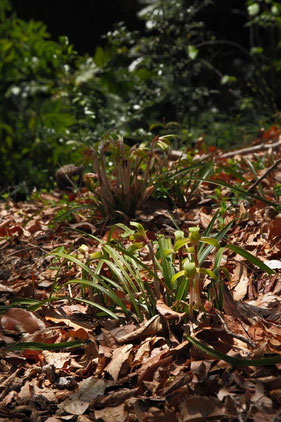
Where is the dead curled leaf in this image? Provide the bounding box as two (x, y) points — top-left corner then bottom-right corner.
(233, 263), (249, 301)
(93, 387), (139, 409)
(132, 339), (152, 369)
(1, 308), (45, 334)
(137, 350), (172, 385)
(94, 403), (126, 422)
(59, 376), (113, 415)
(269, 217), (281, 239)
(176, 395), (237, 421)
(156, 299), (186, 321)
(116, 315), (163, 344)
(104, 344), (133, 381)
(42, 351), (71, 369)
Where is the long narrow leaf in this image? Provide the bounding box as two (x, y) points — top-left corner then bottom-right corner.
(225, 244), (275, 274)
(174, 238), (190, 252)
(200, 237), (220, 249)
(198, 221), (233, 265)
(107, 223), (135, 243)
(64, 279), (130, 316)
(198, 209), (220, 255)
(187, 336), (281, 367)
(188, 177), (279, 207)
(67, 296), (119, 319)
(6, 340), (89, 352)
(218, 165), (247, 182)
(50, 252), (97, 278)
(169, 160), (212, 179)
(158, 236), (175, 289)
(214, 247), (226, 270)
(171, 270), (185, 286)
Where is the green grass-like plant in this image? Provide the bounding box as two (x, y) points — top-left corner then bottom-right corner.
(49, 215), (274, 322)
(83, 135), (171, 216)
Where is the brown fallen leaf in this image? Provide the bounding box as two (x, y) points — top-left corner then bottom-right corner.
(223, 286), (251, 324)
(93, 387), (139, 409)
(94, 403), (126, 422)
(253, 410), (281, 422)
(132, 339), (152, 369)
(1, 308), (45, 334)
(156, 299), (186, 321)
(137, 350), (172, 385)
(116, 315), (163, 344)
(269, 216), (281, 239)
(43, 351), (71, 369)
(44, 308), (94, 332)
(199, 211), (213, 230)
(59, 376), (113, 415)
(177, 395), (236, 421)
(162, 373), (191, 396)
(104, 344), (133, 381)
(68, 327), (89, 341)
(233, 264), (249, 301)
(0, 283), (13, 292)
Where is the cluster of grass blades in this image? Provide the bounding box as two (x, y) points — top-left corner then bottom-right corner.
(167, 153), (281, 209)
(157, 157), (215, 207)
(39, 216), (280, 367)
(82, 135), (172, 217)
(45, 211), (274, 323)
(78, 135), (235, 218)
(45, 135), (281, 232)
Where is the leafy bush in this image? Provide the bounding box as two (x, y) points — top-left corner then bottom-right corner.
(90, 0), (281, 145)
(1, 0), (281, 195)
(98, 0), (219, 141)
(245, 0), (281, 115)
(0, 0), (80, 194)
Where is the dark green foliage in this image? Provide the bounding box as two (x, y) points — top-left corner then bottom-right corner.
(1, 0), (281, 196)
(0, 0), (78, 194)
(245, 0), (281, 114)
(93, 0), (281, 143)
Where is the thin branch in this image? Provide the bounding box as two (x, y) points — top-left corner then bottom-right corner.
(247, 157), (281, 193)
(215, 310), (256, 348)
(220, 137), (281, 159)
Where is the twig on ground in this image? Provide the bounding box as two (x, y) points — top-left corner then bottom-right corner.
(247, 157), (281, 193)
(215, 311), (257, 348)
(220, 137), (281, 159)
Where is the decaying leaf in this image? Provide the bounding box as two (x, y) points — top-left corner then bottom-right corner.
(104, 344), (133, 381)
(1, 308), (45, 334)
(137, 350), (172, 385)
(177, 395), (237, 421)
(116, 315), (163, 344)
(43, 351), (71, 369)
(94, 404), (126, 422)
(59, 377), (113, 415)
(156, 298), (186, 320)
(233, 263), (249, 300)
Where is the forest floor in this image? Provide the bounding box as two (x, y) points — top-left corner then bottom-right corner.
(1, 132), (281, 421)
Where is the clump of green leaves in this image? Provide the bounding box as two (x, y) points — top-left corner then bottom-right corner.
(246, 0), (281, 115)
(0, 0), (79, 193)
(168, 225), (273, 317)
(49, 215), (274, 322)
(83, 135), (171, 216)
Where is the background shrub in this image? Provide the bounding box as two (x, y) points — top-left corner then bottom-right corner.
(1, 0), (281, 197)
